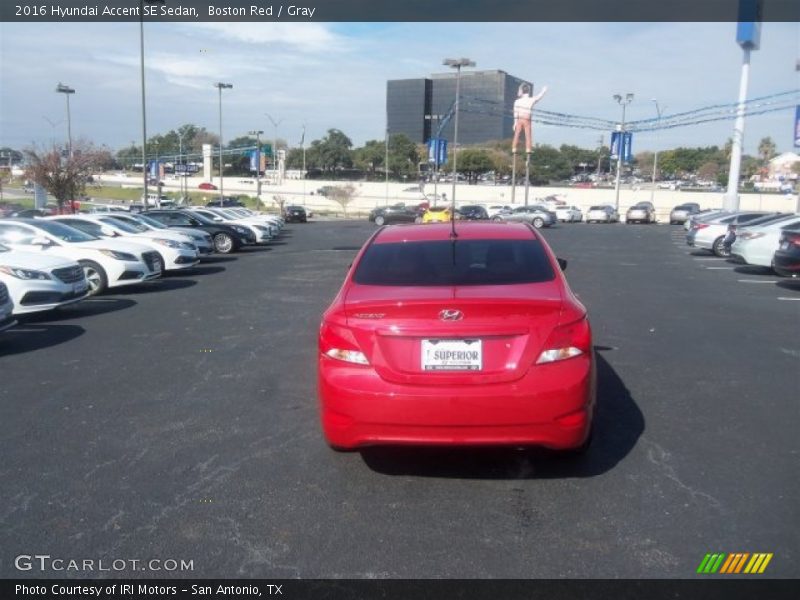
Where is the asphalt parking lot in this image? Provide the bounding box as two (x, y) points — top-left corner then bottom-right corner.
(1, 220), (798, 578)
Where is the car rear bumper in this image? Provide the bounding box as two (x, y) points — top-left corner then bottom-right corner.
(318, 354), (595, 450)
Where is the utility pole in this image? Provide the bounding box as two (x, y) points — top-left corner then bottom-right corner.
(596, 135), (604, 180)
(650, 99), (665, 205)
(385, 126), (389, 206)
(613, 93), (634, 213)
(266, 113), (283, 185)
(249, 129), (264, 197)
(215, 82), (233, 204)
(301, 124), (307, 206)
(443, 58), (476, 209)
(55, 83), (75, 158)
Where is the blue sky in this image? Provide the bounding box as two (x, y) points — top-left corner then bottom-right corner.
(0, 21), (797, 154)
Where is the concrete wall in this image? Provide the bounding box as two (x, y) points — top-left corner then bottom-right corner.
(103, 173), (800, 219)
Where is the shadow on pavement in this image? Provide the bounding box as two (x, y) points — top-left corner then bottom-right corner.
(359, 352), (644, 479)
(172, 265), (226, 276)
(776, 279), (800, 292)
(734, 265), (775, 276)
(114, 279), (197, 294)
(200, 256), (238, 264)
(20, 297), (136, 323)
(0, 323), (85, 356)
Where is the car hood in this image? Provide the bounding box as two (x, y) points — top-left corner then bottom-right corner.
(0, 249), (78, 270)
(73, 239), (154, 254)
(131, 230), (193, 243)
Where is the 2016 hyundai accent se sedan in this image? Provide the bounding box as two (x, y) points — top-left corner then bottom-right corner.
(318, 222), (596, 452)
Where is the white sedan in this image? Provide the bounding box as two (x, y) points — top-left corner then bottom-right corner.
(0, 242), (89, 314)
(0, 219), (161, 295)
(731, 215), (800, 267)
(188, 208), (274, 243)
(555, 206), (583, 222)
(106, 212), (215, 257)
(47, 215), (200, 272)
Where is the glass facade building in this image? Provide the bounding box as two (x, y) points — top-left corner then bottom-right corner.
(387, 70), (531, 145)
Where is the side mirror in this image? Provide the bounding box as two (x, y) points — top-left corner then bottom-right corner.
(31, 236), (52, 247)
(557, 257), (568, 271)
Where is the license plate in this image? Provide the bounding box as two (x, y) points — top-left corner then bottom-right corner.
(421, 339), (482, 371)
(73, 280), (88, 294)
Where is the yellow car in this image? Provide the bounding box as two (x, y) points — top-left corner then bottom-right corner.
(422, 206), (454, 223)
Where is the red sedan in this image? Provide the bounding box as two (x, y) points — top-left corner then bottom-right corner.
(318, 222), (596, 452)
(198, 182), (218, 190)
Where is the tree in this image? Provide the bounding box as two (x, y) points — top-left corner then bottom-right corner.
(24, 141), (106, 212)
(311, 129), (353, 174)
(326, 184), (357, 217)
(387, 133), (419, 179)
(353, 140), (385, 176)
(271, 194), (288, 213)
(697, 161), (719, 182)
(527, 145), (571, 184)
(757, 137), (776, 166)
(456, 148), (493, 184)
(634, 151), (655, 179)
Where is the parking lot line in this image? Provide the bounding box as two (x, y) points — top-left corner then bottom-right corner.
(777, 297), (800, 301)
(693, 257), (723, 260)
(737, 279), (781, 284)
(705, 267), (735, 270)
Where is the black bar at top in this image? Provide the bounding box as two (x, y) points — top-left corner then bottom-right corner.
(1, 0), (799, 22)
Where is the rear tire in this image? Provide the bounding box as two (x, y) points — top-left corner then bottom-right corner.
(79, 260), (108, 296)
(375, 215), (385, 226)
(492, 216), (504, 222)
(532, 217), (544, 229)
(712, 236), (729, 257)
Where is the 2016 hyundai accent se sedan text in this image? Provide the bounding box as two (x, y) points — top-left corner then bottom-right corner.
(318, 222), (596, 452)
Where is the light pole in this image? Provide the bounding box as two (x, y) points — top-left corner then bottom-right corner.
(55, 83), (75, 158)
(176, 129), (186, 201)
(215, 82), (233, 204)
(249, 129), (264, 197)
(612, 92), (634, 212)
(443, 57), (475, 208)
(139, 0), (165, 212)
(425, 113), (444, 206)
(301, 124), (307, 205)
(650, 99), (665, 205)
(265, 113), (283, 185)
(385, 126), (390, 206)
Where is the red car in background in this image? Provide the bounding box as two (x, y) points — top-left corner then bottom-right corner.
(198, 182), (218, 190)
(318, 222), (596, 452)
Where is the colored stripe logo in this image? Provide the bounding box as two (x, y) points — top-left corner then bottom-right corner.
(697, 553), (773, 574)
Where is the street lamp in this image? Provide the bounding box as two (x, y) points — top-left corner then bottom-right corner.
(55, 83), (75, 157)
(215, 82), (233, 204)
(612, 92), (634, 212)
(443, 57), (475, 207)
(139, 0), (166, 212)
(265, 113), (283, 185)
(300, 123), (307, 205)
(249, 129), (264, 197)
(650, 98), (665, 205)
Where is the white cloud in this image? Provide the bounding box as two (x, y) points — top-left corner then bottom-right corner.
(186, 22), (347, 53)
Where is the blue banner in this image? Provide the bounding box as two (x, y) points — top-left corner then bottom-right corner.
(610, 131), (632, 163)
(794, 106), (800, 148)
(427, 138), (447, 167)
(148, 160), (159, 178)
(249, 149), (261, 172)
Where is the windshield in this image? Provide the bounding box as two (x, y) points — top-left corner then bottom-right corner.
(217, 209), (240, 219)
(100, 217), (147, 233)
(0, 243), (8, 252)
(589, 206), (605, 211)
(353, 239), (555, 286)
(32, 220), (98, 242)
(186, 211), (218, 226)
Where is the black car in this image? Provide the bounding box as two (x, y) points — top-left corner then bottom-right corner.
(368, 203), (422, 226)
(145, 210), (255, 254)
(206, 197), (245, 208)
(284, 205), (307, 223)
(772, 223), (800, 277)
(458, 205), (489, 220)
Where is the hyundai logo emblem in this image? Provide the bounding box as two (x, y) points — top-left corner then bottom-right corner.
(439, 309), (463, 321)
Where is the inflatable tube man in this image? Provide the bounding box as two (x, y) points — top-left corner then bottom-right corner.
(512, 83), (548, 154)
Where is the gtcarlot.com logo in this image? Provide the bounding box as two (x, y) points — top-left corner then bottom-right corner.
(15, 554), (194, 572)
(697, 552), (773, 574)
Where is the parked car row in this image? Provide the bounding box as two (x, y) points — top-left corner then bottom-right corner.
(0, 208), (286, 322)
(685, 209), (800, 275)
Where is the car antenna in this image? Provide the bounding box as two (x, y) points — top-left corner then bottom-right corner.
(449, 195), (458, 239)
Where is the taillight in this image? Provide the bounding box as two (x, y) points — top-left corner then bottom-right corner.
(536, 317), (592, 365)
(694, 223), (710, 230)
(319, 320), (369, 365)
(782, 232), (800, 247)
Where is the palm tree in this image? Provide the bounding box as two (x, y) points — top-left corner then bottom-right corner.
(757, 137), (776, 166)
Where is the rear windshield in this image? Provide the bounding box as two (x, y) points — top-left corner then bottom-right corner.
(353, 239), (555, 286)
(589, 205), (605, 210)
